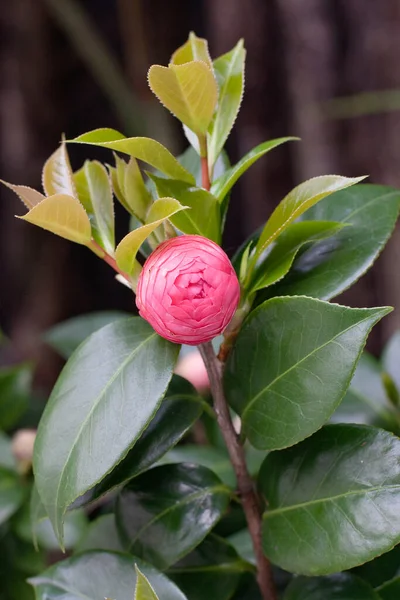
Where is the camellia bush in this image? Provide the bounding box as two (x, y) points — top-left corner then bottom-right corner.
(2, 32), (400, 600)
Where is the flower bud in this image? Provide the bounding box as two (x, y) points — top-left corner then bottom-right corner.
(136, 235), (240, 345)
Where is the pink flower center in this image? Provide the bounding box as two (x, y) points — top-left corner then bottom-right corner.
(174, 271), (211, 302)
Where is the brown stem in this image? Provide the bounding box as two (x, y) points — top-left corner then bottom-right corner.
(201, 155), (211, 191)
(88, 239), (131, 282)
(199, 342), (277, 600)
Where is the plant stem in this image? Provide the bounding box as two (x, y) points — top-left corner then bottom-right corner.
(199, 151), (276, 600)
(88, 240), (131, 282)
(199, 342), (277, 600)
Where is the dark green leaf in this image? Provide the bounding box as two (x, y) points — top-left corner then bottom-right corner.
(89, 375), (203, 501)
(168, 534), (250, 600)
(0, 468), (24, 525)
(250, 221), (346, 291)
(178, 146), (230, 187)
(210, 138), (297, 203)
(353, 545), (400, 588)
(0, 432), (17, 470)
(116, 463), (231, 569)
(228, 529), (255, 565)
(383, 331), (400, 394)
(0, 364), (31, 430)
(161, 444), (235, 488)
(225, 296), (389, 450)
(208, 40), (246, 170)
(34, 317), (179, 546)
(376, 575), (400, 599)
(260, 424), (400, 574)
(284, 574), (380, 599)
(44, 311), (130, 359)
(148, 174), (221, 243)
(29, 551), (188, 600)
(263, 185), (400, 301)
(75, 514), (124, 553)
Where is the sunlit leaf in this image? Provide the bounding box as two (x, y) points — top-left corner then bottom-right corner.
(135, 566), (160, 600)
(208, 40), (245, 170)
(72, 129), (194, 184)
(255, 175), (366, 259)
(42, 142), (76, 197)
(171, 32), (213, 70)
(18, 194), (92, 244)
(84, 161), (115, 254)
(148, 62), (218, 138)
(115, 198), (188, 275)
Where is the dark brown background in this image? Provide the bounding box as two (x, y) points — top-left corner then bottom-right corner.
(1, 0), (400, 389)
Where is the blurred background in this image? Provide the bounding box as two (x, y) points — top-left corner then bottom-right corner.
(1, 0), (400, 391)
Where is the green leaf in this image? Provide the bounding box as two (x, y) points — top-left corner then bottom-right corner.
(250, 221), (346, 292)
(75, 514), (124, 553)
(255, 175), (365, 260)
(171, 32), (213, 70)
(0, 468), (24, 525)
(135, 566), (160, 600)
(208, 40), (245, 170)
(148, 62), (218, 138)
(116, 463), (231, 569)
(72, 129), (195, 184)
(168, 534), (250, 600)
(353, 545), (400, 588)
(123, 157), (153, 221)
(18, 194), (92, 245)
(161, 445), (236, 488)
(83, 160), (115, 254)
(224, 296), (390, 450)
(260, 424), (400, 575)
(88, 375), (204, 502)
(178, 146), (230, 187)
(0, 432), (17, 470)
(29, 551), (188, 600)
(376, 575), (400, 599)
(0, 180), (44, 209)
(283, 574), (380, 600)
(331, 353), (396, 429)
(42, 142), (77, 197)
(263, 185), (400, 301)
(0, 364), (31, 430)
(44, 311), (130, 359)
(149, 174), (221, 242)
(383, 331), (400, 394)
(210, 138), (297, 202)
(33, 317), (179, 547)
(228, 529), (255, 566)
(115, 198), (188, 274)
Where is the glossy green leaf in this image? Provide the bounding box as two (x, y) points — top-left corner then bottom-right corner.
(168, 534), (250, 600)
(208, 40), (245, 170)
(0, 364), (31, 430)
(260, 424), (400, 574)
(84, 160), (115, 254)
(264, 185), (400, 301)
(250, 221), (346, 292)
(42, 142), (76, 197)
(383, 331), (400, 394)
(89, 375), (203, 501)
(0, 180), (44, 209)
(44, 311), (130, 359)
(171, 32), (213, 70)
(0, 468), (24, 525)
(255, 175), (365, 260)
(29, 551), (188, 600)
(115, 198), (188, 274)
(178, 146), (230, 187)
(72, 129), (194, 184)
(148, 62), (218, 137)
(75, 514), (124, 553)
(225, 296), (390, 450)
(33, 317), (179, 546)
(149, 174), (220, 242)
(18, 194), (92, 244)
(331, 353), (396, 429)
(135, 566), (160, 600)
(210, 138), (297, 202)
(116, 463), (231, 569)
(284, 574), (380, 600)
(161, 445), (235, 488)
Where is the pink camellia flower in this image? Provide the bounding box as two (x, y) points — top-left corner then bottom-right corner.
(136, 235), (240, 345)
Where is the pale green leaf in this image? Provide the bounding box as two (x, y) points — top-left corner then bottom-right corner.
(84, 160), (115, 254)
(148, 62), (218, 137)
(18, 194), (92, 244)
(171, 32), (213, 70)
(135, 566), (160, 600)
(72, 129), (194, 184)
(115, 197), (188, 275)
